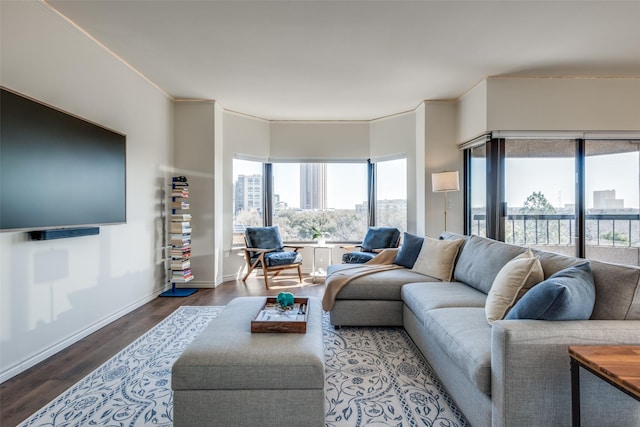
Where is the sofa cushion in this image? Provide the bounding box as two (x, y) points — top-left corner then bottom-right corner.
(533, 249), (640, 320)
(402, 282), (487, 327)
(454, 235), (527, 294)
(412, 236), (464, 281)
(485, 249), (544, 324)
(394, 232), (424, 268)
(326, 264), (437, 301)
(506, 262), (596, 321)
(423, 307), (492, 395)
(585, 259), (640, 320)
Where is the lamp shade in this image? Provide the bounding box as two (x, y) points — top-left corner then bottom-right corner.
(432, 171), (460, 192)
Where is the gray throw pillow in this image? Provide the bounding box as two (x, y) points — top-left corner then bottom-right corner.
(505, 262), (596, 321)
(394, 232), (424, 268)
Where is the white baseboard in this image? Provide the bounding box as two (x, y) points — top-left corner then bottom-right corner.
(0, 288), (165, 384)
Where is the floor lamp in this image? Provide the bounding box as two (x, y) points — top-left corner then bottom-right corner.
(432, 171), (460, 231)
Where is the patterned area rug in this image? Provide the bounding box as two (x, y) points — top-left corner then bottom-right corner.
(19, 306), (468, 427)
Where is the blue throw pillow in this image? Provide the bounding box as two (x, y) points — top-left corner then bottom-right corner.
(505, 262), (595, 321)
(394, 232), (424, 268)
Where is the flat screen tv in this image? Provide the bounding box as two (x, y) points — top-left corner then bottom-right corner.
(1, 87), (126, 231)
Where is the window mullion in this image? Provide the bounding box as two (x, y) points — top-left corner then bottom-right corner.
(263, 162), (273, 226)
(367, 159), (376, 226)
(576, 139), (585, 258)
(486, 137), (505, 241)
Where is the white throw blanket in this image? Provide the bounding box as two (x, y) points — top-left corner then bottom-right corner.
(322, 249), (402, 311)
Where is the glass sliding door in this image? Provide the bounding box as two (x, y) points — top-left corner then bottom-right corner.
(503, 139), (576, 256)
(469, 144), (487, 237)
(585, 140), (640, 265)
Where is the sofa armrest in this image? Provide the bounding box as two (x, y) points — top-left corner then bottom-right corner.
(491, 320), (640, 427)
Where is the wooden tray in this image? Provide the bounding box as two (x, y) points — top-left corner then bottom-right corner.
(251, 297), (309, 333)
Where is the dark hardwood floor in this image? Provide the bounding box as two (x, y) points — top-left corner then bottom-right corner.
(0, 274), (325, 427)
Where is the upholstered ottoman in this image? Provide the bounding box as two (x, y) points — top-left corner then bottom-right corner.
(172, 296), (325, 427)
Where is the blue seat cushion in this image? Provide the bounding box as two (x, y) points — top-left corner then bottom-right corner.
(262, 251), (302, 267)
(342, 251), (377, 264)
(361, 227), (401, 252)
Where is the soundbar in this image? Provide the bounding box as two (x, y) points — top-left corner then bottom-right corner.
(28, 227), (100, 240)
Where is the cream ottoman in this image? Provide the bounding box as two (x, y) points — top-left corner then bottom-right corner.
(172, 296), (325, 426)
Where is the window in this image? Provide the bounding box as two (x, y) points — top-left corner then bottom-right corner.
(233, 158), (264, 245)
(504, 139), (576, 256)
(468, 144), (487, 237)
(585, 140), (640, 264)
(375, 158), (407, 233)
(465, 134), (640, 266)
(272, 162), (368, 242)
(233, 157), (408, 244)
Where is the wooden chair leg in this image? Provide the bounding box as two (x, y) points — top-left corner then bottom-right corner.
(263, 269), (270, 289)
(297, 265), (302, 283)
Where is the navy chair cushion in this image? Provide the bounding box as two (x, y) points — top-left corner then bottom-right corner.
(342, 251), (377, 264)
(361, 227), (401, 252)
(245, 226), (284, 251)
(505, 262), (596, 321)
(264, 251), (303, 267)
(394, 232), (424, 269)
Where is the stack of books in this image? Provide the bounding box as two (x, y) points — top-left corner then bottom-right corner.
(171, 268), (193, 282)
(169, 175), (194, 285)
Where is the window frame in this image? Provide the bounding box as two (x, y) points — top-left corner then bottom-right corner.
(233, 156), (408, 244)
(464, 132), (640, 264)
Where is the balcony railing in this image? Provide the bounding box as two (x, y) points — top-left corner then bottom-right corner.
(471, 213), (640, 265)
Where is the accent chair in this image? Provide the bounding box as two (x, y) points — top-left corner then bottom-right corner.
(242, 226), (303, 288)
(341, 226), (401, 264)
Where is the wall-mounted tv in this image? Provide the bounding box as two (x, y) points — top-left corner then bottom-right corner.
(1, 87), (126, 232)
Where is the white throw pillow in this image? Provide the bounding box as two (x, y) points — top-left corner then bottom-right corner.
(411, 236), (464, 282)
(485, 248), (544, 325)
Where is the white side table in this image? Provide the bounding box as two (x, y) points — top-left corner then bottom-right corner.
(311, 244), (334, 283)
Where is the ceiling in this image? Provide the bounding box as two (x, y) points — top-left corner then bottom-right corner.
(47, 0), (640, 121)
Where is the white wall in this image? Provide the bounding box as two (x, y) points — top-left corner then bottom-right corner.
(270, 122), (370, 160)
(369, 111), (421, 233)
(173, 102), (217, 287)
(424, 102), (462, 237)
(0, 1), (174, 381)
(456, 79), (488, 143)
(222, 111), (271, 281)
(487, 78), (640, 132)
(457, 77), (640, 144)
(414, 104), (426, 236)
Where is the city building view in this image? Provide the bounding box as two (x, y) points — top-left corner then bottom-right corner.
(233, 160), (407, 243)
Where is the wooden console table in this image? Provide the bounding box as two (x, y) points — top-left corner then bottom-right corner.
(568, 345), (640, 427)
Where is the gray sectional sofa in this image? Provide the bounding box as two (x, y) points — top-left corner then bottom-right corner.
(324, 234), (640, 427)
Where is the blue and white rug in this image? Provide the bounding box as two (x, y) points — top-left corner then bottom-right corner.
(19, 306), (467, 427)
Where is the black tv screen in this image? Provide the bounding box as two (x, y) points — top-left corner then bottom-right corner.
(1, 88), (126, 231)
